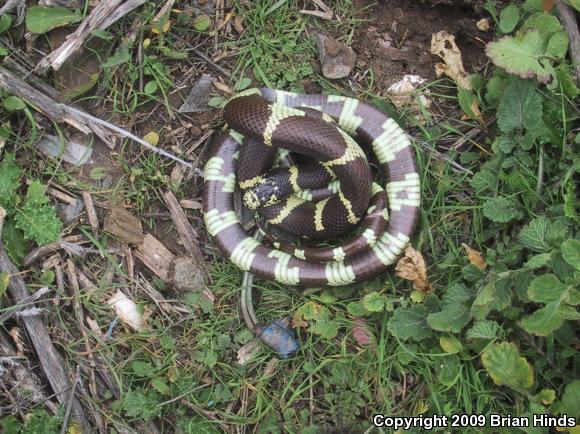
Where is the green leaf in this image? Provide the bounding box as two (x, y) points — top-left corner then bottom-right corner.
(483, 197), (519, 223)
(151, 377), (171, 396)
(466, 320), (503, 340)
(309, 318), (339, 339)
(524, 252), (552, 269)
(520, 217), (550, 252)
(91, 29), (114, 40)
(362, 292), (385, 312)
(561, 239), (580, 271)
(0, 14), (12, 33)
(492, 136), (515, 153)
(556, 65), (580, 99)
(521, 302), (580, 336)
(144, 81), (158, 95)
(193, 14), (211, 31)
(426, 284), (473, 333)
(546, 31), (569, 59)
(485, 31), (552, 83)
(208, 96), (226, 108)
(15, 181), (62, 245)
(3, 96), (26, 111)
(457, 88), (480, 120)
(527, 274), (571, 303)
(485, 75), (507, 105)
(522, 0), (543, 13)
(497, 78), (543, 134)
(1, 219), (26, 264)
(387, 304), (432, 341)
(0, 154), (21, 213)
(531, 389), (556, 405)
(437, 355), (460, 386)
(471, 277), (512, 319)
(346, 301), (368, 317)
(0, 272), (9, 298)
(520, 13), (562, 36)
(26, 6), (82, 34)
(104, 45), (131, 68)
(235, 77), (252, 91)
(439, 335), (462, 354)
(499, 4), (519, 33)
(552, 380), (580, 418)
(481, 342), (534, 391)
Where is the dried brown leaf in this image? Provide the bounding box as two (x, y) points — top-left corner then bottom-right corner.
(430, 31), (472, 90)
(352, 318), (375, 347)
(476, 18), (490, 32)
(395, 245), (433, 293)
(461, 243), (487, 270)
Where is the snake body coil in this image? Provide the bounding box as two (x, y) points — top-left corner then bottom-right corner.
(203, 89), (420, 287)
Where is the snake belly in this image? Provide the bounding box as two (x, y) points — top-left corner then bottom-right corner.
(202, 88), (420, 287)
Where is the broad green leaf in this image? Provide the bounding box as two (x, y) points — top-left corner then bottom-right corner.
(524, 252), (552, 269)
(527, 274), (570, 303)
(439, 335), (462, 354)
(520, 13), (562, 36)
(546, 31), (569, 59)
(26, 6), (82, 34)
(561, 239), (580, 271)
(144, 81), (158, 95)
(91, 29), (114, 40)
(3, 96), (26, 111)
(497, 78), (543, 133)
(362, 292), (385, 312)
(1, 219), (26, 263)
(520, 302), (580, 336)
(151, 377), (171, 396)
(427, 284), (473, 333)
(0, 15), (12, 33)
(486, 31), (552, 83)
(499, 4), (519, 33)
(471, 277), (512, 319)
(522, 0), (543, 12)
(483, 197), (519, 223)
(470, 166), (497, 193)
(481, 342), (534, 391)
(104, 45), (131, 68)
(193, 14), (211, 31)
(552, 380), (580, 418)
(532, 389), (556, 405)
(298, 301), (328, 321)
(346, 301), (369, 317)
(208, 96), (226, 108)
(387, 304), (432, 341)
(437, 355), (461, 386)
(466, 320), (503, 340)
(235, 77), (252, 91)
(485, 75), (507, 105)
(556, 65), (580, 99)
(520, 217), (550, 252)
(15, 181), (62, 245)
(492, 136), (515, 153)
(0, 154), (21, 213)
(309, 318), (339, 339)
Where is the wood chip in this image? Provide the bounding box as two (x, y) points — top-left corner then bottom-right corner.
(103, 205), (144, 245)
(81, 191), (99, 232)
(134, 234), (175, 280)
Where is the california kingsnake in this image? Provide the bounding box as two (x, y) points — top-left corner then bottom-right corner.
(203, 88), (420, 287)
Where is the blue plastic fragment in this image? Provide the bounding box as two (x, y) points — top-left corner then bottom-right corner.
(255, 319), (300, 359)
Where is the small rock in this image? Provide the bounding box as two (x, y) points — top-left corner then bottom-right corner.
(315, 34), (356, 79)
(57, 198), (85, 224)
(179, 74), (215, 113)
(170, 256), (206, 292)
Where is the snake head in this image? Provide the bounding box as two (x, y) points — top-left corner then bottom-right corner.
(243, 180), (283, 209)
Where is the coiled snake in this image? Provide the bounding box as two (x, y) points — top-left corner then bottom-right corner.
(203, 88), (420, 287)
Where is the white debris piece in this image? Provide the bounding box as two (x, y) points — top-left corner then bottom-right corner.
(107, 290), (145, 331)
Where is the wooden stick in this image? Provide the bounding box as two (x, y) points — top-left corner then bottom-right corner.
(81, 192), (99, 232)
(0, 241), (91, 432)
(35, 0), (125, 73)
(162, 191), (211, 283)
(0, 66), (116, 148)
